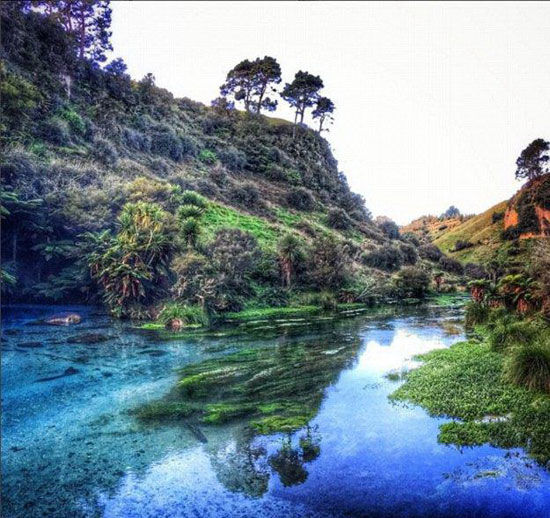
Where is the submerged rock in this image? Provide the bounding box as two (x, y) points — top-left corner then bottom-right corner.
(68, 333), (110, 344)
(18, 341), (43, 349)
(138, 349), (168, 357)
(45, 313), (82, 326)
(35, 366), (79, 382)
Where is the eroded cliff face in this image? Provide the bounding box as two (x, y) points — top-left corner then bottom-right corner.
(504, 175), (550, 239)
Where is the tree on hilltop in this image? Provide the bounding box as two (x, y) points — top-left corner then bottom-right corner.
(515, 138), (550, 181)
(220, 56), (281, 114)
(281, 70), (324, 125)
(312, 96), (335, 133)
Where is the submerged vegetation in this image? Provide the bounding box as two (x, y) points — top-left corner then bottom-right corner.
(138, 333), (361, 435)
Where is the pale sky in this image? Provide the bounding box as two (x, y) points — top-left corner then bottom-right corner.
(110, 1), (550, 224)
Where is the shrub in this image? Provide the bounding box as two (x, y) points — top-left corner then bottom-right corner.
(123, 127), (151, 152)
(171, 252), (208, 301)
(488, 319), (540, 352)
(178, 204), (204, 220)
(402, 232), (420, 247)
(399, 243), (418, 265)
(378, 219), (400, 239)
(505, 338), (550, 393)
(93, 137), (119, 166)
(438, 255), (464, 275)
(180, 134), (199, 158)
(257, 287), (289, 307)
(40, 117), (70, 145)
(308, 235), (350, 289)
(287, 187), (315, 211)
(152, 130), (181, 161)
(453, 240), (473, 252)
(180, 190), (208, 208)
(419, 244), (443, 262)
(157, 302), (208, 327)
(492, 211), (504, 223)
(327, 208), (352, 230)
(198, 148), (217, 165)
(394, 266), (430, 299)
(228, 183), (260, 207)
(464, 301), (490, 327)
(362, 245), (403, 272)
(464, 263), (488, 279)
(218, 147), (246, 171)
(502, 225), (521, 240)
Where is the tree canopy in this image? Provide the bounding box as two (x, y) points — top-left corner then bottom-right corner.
(281, 71), (324, 124)
(515, 138), (550, 181)
(220, 56), (282, 114)
(312, 96), (335, 133)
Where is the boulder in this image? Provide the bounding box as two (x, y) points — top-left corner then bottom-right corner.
(45, 313), (82, 326)
(166, 318), (184, 332)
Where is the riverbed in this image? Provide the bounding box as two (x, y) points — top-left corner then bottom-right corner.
(1, 304), (549, 518)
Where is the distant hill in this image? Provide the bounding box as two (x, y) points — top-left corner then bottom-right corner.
(405, 174), (550, 266)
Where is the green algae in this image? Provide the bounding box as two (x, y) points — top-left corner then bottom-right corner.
(141, 334), (361, 435)
(390, 338), (550, 467)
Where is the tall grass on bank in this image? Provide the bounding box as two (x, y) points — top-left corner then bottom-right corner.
(505, 337), (550, 394)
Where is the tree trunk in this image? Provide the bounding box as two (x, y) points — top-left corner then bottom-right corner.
(12, 232), (17, 264)
(256, 82), (267, 114)
(318, 118), (324, 133)
(79, 8), (85, 59)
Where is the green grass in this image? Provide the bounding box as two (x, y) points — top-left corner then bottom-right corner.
(433, 200), (508, 263)
(390, 335), (550, 466)
(201, 203), (281, 249)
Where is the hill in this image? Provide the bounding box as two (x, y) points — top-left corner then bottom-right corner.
(2, 5), (456, 319)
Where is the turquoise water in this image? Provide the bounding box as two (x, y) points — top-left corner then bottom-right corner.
(1, 304), (549, 518)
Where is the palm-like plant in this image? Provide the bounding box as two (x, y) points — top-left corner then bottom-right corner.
(277, 234), (304, 288)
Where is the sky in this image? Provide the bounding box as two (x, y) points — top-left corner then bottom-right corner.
(110, 1), (550, 224)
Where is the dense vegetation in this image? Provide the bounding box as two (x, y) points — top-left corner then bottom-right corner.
(0, 3), (469, 322)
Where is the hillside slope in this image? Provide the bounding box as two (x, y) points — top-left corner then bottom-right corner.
(2, 6), (445, 317)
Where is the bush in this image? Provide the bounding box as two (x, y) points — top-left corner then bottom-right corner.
(378, 219), (400, 239)
(438, 255), (464, 275)
(492, 211), (504, 223)
(157, 302), (208, 327)
(151, 129), (183, 161)
(180, 134), (199, 158)
(505, 338), (550, 393)
(218, 147), (246, 171)
(464, 301), (490, 327)
(327, 208), (352, 230)
(308, 235), (350, 289)
(40, 117), (70, 145)
(453, 240), (473, 252)
(257, 287), (289, 307)
(402, 232), (420, 247)
(180, 190), (208, 208)
(93, 137), (119, 166)
(394, 266), (430, 299)
(228, 183), (260, 207)
(123, 127), (151, 152)
(419, 244), (443, 262)
(399, 243), (418, 265)
(286, 187), (315, 211)
(488, 319), (540, 352)
(464, 263), (488, 279)
(198, 148), (217, 165)
(362, 245), (403, 272)
(502, 225), (521, 241)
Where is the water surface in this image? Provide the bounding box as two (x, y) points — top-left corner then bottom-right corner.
(2, 304), (549, 518)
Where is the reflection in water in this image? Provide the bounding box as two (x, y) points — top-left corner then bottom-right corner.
(2, 305), (550, 518)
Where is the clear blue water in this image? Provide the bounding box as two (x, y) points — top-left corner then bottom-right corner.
(2, 304), (549, 518)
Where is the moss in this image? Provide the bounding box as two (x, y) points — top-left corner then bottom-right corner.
(390, 338), (550, 466)
(144, 333), (362, 435)
(135, 401), (197, 420)
(251, 415), (312, 435)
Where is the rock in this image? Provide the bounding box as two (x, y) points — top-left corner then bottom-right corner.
(166, 318), (185, 331)
(45, 313), (82, 326)
(138, 349), (168, 357)
(18, 341), (43, 348)
(68, 333), (110, 344)
(35, 366), (79, 383)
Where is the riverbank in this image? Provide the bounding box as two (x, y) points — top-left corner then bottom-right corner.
(390, 327), (550, 468)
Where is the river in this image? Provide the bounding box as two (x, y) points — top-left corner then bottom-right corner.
(1, 304), (549, 518)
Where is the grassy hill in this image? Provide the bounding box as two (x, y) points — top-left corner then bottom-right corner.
(433, 200), (509, 263)
(2, 5), (449, 318)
